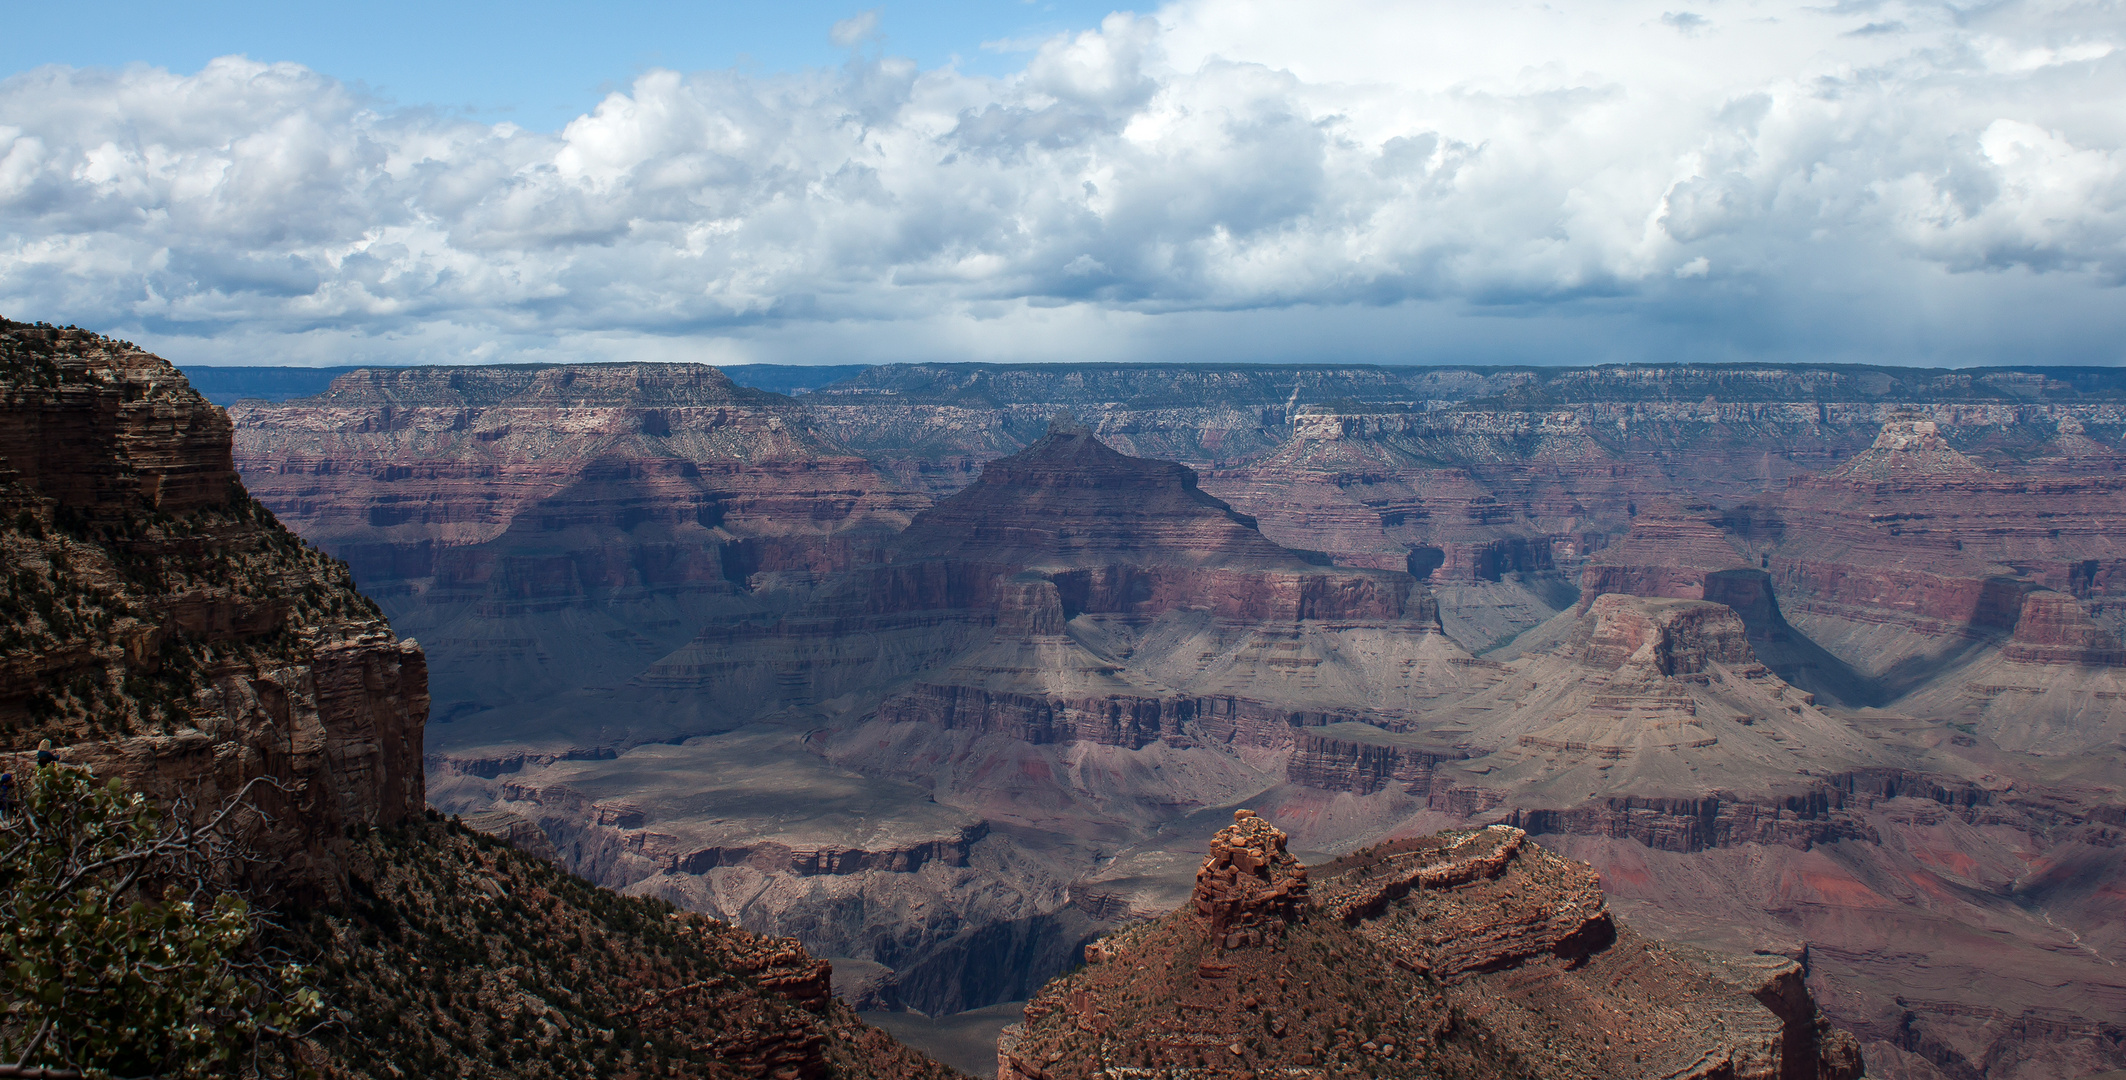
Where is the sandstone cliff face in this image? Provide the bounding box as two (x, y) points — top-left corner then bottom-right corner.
(0, 321), (427, 899)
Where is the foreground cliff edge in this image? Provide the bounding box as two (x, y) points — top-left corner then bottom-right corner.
(0, 319), (960, 1079)
(1003, 810), (1865, 1080)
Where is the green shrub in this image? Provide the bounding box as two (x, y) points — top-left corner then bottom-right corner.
(0, 765), (321, 1078)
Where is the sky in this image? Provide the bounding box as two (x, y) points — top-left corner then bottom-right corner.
(1, 0), (2122, 368)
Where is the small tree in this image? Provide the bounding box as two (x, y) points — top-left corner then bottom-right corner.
(0, 764), (322, 1078)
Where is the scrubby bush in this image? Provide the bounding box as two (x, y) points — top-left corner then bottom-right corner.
(0, 765), (321, 1078)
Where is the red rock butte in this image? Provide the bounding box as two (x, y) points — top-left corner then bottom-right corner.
(1189, 809), (1309, 947)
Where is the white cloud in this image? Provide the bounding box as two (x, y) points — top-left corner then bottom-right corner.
(831, 10), (883, 50)
(1, 0), (2123, 367)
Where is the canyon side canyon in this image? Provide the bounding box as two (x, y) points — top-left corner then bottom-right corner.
(208, 357), (2126, 1079)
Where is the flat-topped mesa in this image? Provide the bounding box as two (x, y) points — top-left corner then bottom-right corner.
(304, 362), (775, 410)
(1189, 809), (1309, 946)
(1577, 502), (1751, 611)
(1578, 593), (1760, 675)
(2003, 590), (2126, 666)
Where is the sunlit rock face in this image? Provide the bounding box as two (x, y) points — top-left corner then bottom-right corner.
(1000, 815), (1864, 1080)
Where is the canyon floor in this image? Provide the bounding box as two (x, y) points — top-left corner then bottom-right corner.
(216, 359), (2126, 1080)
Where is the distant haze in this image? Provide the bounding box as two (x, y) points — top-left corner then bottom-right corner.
(3, 0), (2122, 368)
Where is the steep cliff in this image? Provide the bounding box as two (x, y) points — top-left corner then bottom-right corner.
(0, 320), (426, 899)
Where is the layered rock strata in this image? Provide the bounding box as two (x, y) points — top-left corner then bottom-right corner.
(229, 364), (924, 722)
(2000, 590), (2126, 666)
(218, 358), (2126, 1077)
(1440, 594), (1883, 812)
(420, 425), (1471, 1015)
(0, 321), (427, 899)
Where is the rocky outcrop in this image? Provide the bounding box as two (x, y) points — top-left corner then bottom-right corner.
(1318, 826), (1614, 979)
(2002, 590), (2126, 666)
(0, 320), (427, 901)
(1187, 809), (1308, 945)
(1319, 826), (1864, 1080)
(1002, 815), (1864, 1080)
(1313, 825), (1535, 926)
(1577, 592), (1760, 674)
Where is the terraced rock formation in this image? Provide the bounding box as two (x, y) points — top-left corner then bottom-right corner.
(434, 425), (1475, 1014)
(230, 364), (924, 725)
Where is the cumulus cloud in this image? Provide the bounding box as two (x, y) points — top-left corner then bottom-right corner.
(1, 0), (2123, 367)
